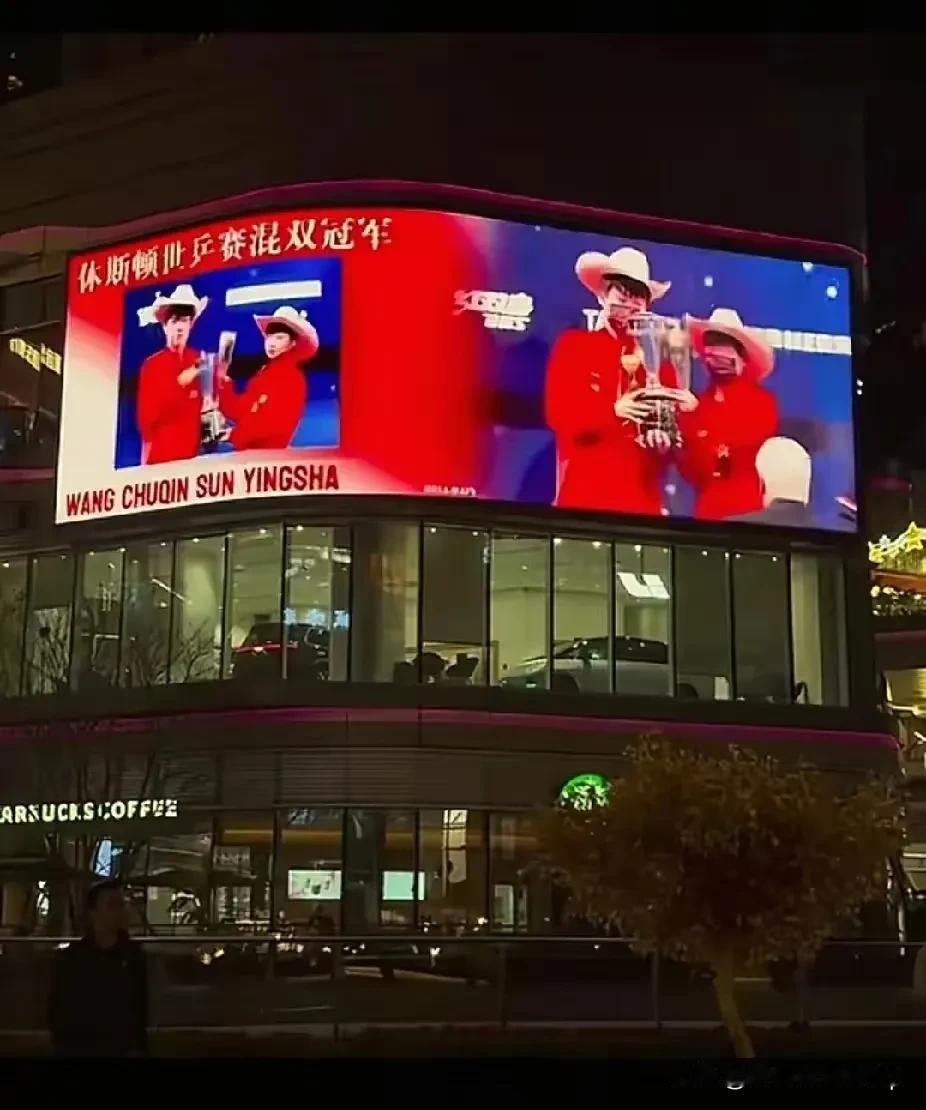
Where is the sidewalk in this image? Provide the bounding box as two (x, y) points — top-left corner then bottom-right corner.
(5, 1022), (926, 1058)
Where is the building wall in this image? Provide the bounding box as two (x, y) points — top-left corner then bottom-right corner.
(0, 34), (892, 941)
(0, 34), (866, 249)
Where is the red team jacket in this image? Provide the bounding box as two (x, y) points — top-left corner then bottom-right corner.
(545, 328), (679, 516)
(677, 378), (778, 520)
(136, 347), (203, 465)
(218, 352), (307, 451)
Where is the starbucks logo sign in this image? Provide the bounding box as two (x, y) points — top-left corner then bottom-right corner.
(557, 773), (612, 810)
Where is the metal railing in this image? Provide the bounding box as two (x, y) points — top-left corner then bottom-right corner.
(2, 934), (926, 1045)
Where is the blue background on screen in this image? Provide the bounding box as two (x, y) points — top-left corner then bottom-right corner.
(115, 257), (342, 468)
(475, 220), (854, 531)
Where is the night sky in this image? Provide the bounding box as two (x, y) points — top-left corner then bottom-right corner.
(0, 32), (918, 477)
(0, 33), (62, 102)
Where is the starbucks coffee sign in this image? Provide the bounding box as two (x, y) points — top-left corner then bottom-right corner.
(0, 798), (179, 826)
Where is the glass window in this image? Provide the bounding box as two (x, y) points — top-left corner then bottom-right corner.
(0, 826), (53, 933)
(790, 553), (849, 706)
(351, 522), (418, 685)
(674, 547), (731, 701)
(379, 811), (418, 929)
(23, 553), (74, 695)
(1, 281), (48, 331)
(552, 537), (611, 696)
(419, 809), (486, 931)
(38, 365), (62, 427)
(732, 551), (790, 703)
(615, 543), (672, 697)
(129, 818), (212, 933)
(170, 535), (224, 684)
(43, 278), (65, 323)
(423, 526), (487, 685)
(284, 525), (351, 684)
(0, 557), (27, 696)
(491, 534), (548, 689)
(224, 525), (283, 682)
(343, 809), (416, 931)
(490, 813), (542, 933)
(71, 549), (124, 690)
(121, 541), (173, 688)
(275, 808), (342, 932)
(212, 812), (273, 932)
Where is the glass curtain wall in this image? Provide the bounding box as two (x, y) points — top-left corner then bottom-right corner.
(171, 535), (224, 684)
(212, 811), (274, 930)
(0, 557), (27, 696)
(0, 522), (854, 708)
(343, 809), (416, 931)
(378, 811), (418, 929)
(790, 553), (849, 706)
(489, 813), (541, 932)
(7, 801), (884, 937)
(284, 524), (351, 684)
(552, 537), (611, 695)
(732, 551), (791, 703)
(223, 526), (283, 681)
(71, 548), (124, 690)
(674, 547), (732, 701)
(275, 808), (343, 931)
(614, 543), (672, 696)
(490, 534), (548, 689)
(24, 553), (74, 695)
(419, 809), (487, 930)
(120, 541), (173, 688)
(422, 526), (487, 685)
(128, 818), (212, 933)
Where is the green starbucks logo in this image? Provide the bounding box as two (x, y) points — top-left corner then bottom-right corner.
(558, 773), (612, 810)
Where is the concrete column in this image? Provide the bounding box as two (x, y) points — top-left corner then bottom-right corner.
(350, 523), (418, 683)
(342, 809), (385, 932)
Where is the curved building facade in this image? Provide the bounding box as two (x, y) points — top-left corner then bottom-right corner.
(0, 35), (888, 938)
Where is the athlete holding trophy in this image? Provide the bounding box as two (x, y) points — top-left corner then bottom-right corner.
(545, 246), (697, 515)
(136, 284), (212, 465)
(136, 285), (237, 459)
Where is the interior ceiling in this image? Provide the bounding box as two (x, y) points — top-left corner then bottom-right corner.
(79, 530), (680, 614)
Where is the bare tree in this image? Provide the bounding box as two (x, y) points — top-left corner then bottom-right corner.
(75, 608), (218, 690)
(23, 736), (213, 935)
(9, 598), (220, 933)
(22, 607), (71, 695)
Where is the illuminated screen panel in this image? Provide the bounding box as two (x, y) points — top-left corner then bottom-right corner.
(382, 870), (426, 901)
(57, 205), (855, 532)
(287, 868), (341, 900)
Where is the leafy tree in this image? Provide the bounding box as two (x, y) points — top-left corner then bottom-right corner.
(538, 738), (903, 1058)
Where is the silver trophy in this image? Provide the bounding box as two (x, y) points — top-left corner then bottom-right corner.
(628, 313), (692, 448)
(198, 331), (236, 451)
(196, 353), (221, 451)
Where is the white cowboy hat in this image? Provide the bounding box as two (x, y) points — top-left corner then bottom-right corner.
(575, 246), (671, 302)
(688, 307), (775, 382)
(253, 305), (320, 359)
(151, 284), (209, 324)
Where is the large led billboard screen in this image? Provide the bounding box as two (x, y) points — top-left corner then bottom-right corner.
(57, 205), (855, 531)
